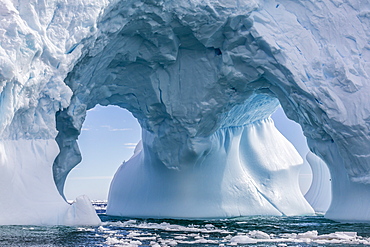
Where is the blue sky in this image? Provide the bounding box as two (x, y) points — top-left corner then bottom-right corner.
(272, 107), (312, 193)
(64, 105), (312, 200)
(64, 105), (142, 200)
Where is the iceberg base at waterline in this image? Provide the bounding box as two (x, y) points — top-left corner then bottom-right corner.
(310, 140), (370, 223)
(0, 139), (100, 225)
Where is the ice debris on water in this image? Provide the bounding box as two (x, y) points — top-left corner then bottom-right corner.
(96, 220), (370, 246)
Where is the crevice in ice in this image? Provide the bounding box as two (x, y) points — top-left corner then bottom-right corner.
(53, 108), (82, 200)
(254, 183), (285, 216)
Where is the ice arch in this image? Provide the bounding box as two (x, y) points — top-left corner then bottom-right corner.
(51, 0), (361, 219)
(56, 0), (369, 221)
(51, 0), (318, 217)
(0, 0), (369, 224)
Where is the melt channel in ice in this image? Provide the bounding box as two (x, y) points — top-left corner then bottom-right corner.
(304, 151), (332, 213)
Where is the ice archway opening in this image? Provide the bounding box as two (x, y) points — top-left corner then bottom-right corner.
(271, 107), (312, 195)
(53, 89), (316, 218)
(63, 105), (141, 200)
(61, 103), (315, 202)
(272, 107), (332, 213)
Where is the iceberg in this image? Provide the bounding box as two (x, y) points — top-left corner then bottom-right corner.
(107, 117), (312, 218)
(0, 0), (369, 223)
(0, 140), (100, 225)
(0, 0), (107, 225)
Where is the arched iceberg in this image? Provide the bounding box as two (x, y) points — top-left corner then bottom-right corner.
(0, 0), (369, 224)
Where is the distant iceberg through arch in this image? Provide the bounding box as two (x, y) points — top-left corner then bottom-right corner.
(106, 113), (313, 218)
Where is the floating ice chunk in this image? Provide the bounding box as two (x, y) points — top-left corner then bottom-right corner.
(230, 235), (258, 244)
(248, 230), (271, 239)
(64, 195), (101, 226)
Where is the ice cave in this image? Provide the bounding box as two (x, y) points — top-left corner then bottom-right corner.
(0, 0), (369, 225)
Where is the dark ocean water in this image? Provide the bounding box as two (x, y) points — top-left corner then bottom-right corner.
(1, 201), (370, 246)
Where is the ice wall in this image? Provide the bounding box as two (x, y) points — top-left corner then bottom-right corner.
(0, 140), (100, 225)
(0, 0), (370, 223)
(0, 0), (107, 225)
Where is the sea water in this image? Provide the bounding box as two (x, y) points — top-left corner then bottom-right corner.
(1, 201), (370, 246)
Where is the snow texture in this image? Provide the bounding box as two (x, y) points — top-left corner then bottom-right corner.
(0, 0), (369, 223)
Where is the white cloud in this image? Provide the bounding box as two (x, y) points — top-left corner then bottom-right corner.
(123, 143), (137, 149)
(100, 125), (132, 131)
(123, 143), (138, 146)
(111, 128), (132, 131)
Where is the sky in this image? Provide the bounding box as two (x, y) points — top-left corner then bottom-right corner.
(64, 105), (142, 200)
(272, 107), (312, 193)
(64, 105), (312, 200)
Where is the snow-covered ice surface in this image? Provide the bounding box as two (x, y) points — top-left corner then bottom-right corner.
(0, 0), (370, 224)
